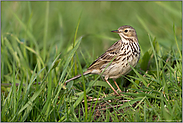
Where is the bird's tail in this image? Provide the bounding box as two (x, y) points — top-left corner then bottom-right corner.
(65, 71), (91, 83)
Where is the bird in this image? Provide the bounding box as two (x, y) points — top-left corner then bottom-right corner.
(65, 25), (140, 95)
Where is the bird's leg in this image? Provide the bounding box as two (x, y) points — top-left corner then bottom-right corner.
(105, 77), (119, 95)
(113, 79), (122, 92)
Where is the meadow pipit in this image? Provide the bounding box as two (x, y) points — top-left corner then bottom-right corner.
(65, 25), (140, 95)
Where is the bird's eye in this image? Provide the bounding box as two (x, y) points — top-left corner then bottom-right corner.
(124, 30), (128, 33)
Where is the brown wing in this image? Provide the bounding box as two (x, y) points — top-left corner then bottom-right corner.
(87, 40), (122, 70)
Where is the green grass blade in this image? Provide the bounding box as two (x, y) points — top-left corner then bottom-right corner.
(43, 1), (49, 61)
(53, 37), (82, 104)
(76, 52), (88, 121)
(173, 24), (182, 58)
(136, 15), (154, 37)
(148, 35), (159, 81)
(10, 9), (38, 49)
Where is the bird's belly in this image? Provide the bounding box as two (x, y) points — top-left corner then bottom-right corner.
(103, 63), (130, 79)
(103, 56), (139, 79)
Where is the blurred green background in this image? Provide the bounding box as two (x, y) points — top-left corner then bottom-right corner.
(1, 1), (182, 56)
(1, 1), (182, 122)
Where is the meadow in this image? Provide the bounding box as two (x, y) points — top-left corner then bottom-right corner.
(1, 1), (182, 122)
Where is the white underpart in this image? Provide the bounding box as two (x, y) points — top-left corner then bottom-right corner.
(101, 35), (140, 79)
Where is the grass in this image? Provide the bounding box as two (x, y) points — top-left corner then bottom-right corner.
(1, 1), (182, 122)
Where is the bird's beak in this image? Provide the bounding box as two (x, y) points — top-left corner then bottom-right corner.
(111, 30), (120, 33)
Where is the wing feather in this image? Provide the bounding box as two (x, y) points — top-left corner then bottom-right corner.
(88, 40), (122, 70)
